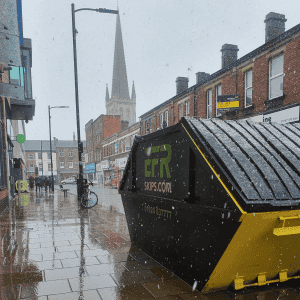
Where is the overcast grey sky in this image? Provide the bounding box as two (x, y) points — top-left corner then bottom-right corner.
(22, 0), (300, 141)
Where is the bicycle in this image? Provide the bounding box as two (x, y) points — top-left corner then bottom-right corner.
(81, 180), (98, 208)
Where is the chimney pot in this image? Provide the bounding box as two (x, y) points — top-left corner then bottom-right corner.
(221, 44), (239, 69)
(265, 12), (287, 43)
(176, 77), (189, 95)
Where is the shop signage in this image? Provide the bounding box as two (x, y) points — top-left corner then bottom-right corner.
(249, 106), (299, 124)
(86, 163), (95, 174)
(217, 94), (239, 110)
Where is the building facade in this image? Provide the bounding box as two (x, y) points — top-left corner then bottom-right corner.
(55, 139), (86, 183)
(24, 140), (57, 181)
(100, 122), (140, 187)
(140, 12), (300, 134)
(0, 0), (35, 209)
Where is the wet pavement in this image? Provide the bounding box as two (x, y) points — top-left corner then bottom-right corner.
(0, 185), (300, 299)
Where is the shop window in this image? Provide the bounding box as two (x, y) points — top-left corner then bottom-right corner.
(269, 54), (284, 100)
(207, 89), (212, 118)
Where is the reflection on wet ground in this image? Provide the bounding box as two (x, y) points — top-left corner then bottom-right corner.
(0, 186), (299, 299)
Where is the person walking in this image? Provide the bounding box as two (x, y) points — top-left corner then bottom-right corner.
(29, 176), (34, 190)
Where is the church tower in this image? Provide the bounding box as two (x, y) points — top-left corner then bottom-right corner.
(105, 12), (136, 125)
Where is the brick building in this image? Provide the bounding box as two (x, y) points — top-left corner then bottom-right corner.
(140, 12), (300, 134)
(100, 122), (140, 187)
(54, 139), (86, 183)
(85, 115), (122, 176)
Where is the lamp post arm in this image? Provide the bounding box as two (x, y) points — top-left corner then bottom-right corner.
(75, 8), (118, 14)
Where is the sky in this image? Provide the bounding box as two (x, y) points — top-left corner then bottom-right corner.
(22, 0), (300, 141)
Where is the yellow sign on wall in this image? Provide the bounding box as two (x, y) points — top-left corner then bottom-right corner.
(217, 101), (239, 109)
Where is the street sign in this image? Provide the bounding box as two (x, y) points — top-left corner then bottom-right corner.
(217, 94), (239, 110)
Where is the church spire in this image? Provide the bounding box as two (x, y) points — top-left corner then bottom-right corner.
(111, 13), (130, 101)
(105, 84), (110, 102)
(131, 81), (136, 100)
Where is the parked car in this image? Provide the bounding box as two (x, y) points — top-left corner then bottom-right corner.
(61, 177), (75, 185)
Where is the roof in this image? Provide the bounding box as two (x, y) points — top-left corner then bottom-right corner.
(24, 140), (86, 151)
(23, 140), (54, 152)
(139, 22), (300, 119)
(56, 140), (86, 148)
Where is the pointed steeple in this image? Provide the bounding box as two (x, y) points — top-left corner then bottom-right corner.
(111, 13), (130, 101)
(131, 81), (136, 100)
(105, 84), (110, 101)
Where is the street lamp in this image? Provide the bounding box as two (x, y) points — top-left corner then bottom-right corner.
(71, 3), (118, 198)
(48, 105), (69, 192)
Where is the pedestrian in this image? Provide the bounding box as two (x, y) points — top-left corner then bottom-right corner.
(34, 177), (40, 192)
(29, 175), (34, 190)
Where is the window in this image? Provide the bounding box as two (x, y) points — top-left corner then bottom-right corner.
(216, 84), (222, 116)
(269, 54), (284, 100)
(160, 113), (164, 128)
(48, 164), (51, 171)
(38, 152), (42, 159)
(59, 150), (64, 157)
(39, 163), (43, 171)
(60, 162), (64, 169)
(179, 104), (183, 119)
(145, 118), (152, 134)
(68, 151), (73, 157)
(29, 164), (34, 172)
(28, 154), (34, 159)
(69, 162), (73, 169)
(245, 70), (253, 107)
(47, 152), (51, 159)
(207, 89), (212, 118)
(10, 66), (24, 87)
(164, 111), (168, 127)
(185, 102), (190, 116)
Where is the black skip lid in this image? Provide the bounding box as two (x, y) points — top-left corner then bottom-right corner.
(212, 119), (290, 200)
(230, 120), (300, 200)
(189, 118), (260, 201)
(200, 118), (274, 200)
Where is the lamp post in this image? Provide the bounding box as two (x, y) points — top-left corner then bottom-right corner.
(48, 105), (69, 192)
(71, 3), (118, 198)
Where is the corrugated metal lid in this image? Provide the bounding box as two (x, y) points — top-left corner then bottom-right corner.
(188, 117), (300, 203)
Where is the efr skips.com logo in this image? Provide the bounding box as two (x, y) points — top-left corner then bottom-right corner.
(144, 144), (172, 194)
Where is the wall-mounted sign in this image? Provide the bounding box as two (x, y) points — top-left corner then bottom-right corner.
(86, 163), (95, 173)
(249, 106), (299, 124)
(217, 94), (239, 110)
